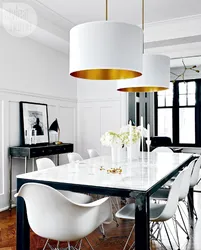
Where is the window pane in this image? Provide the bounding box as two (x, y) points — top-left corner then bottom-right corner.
(158, 96), (165, 107)
(179, 108), (195, 144)
(179, 95), (186, 106)
(158, 109), (172, 140)
(179, 82), (187, 94)
(188, 94), (195, 105)
(188, 81), (196, 94)
(166, 96), (173, 106)
(166, 83), (173, 96)
(158, 90), (166, 96)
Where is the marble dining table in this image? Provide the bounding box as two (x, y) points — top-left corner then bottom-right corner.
(16, 152), (194, 250)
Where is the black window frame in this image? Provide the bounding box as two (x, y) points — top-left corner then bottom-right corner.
(155, 78), (201, 147)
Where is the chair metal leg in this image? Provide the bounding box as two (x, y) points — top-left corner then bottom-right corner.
(56, 241), (60, 248)
(163, 222), (174, 250)
(85, 237), (95, 250)
(150, 233), (168, 250)
(68, 242), (71, 250)
(128, 241), (135, 250)
(177, 205), (190, 239)
(99, 224), (106, 238)
(113, 212), (119, 227)
(115, 197), (120, 210)
(123, 224), (135, 250)
(172, 216), (181, 250)
(43, 239), (49, 250)
(78, 239), (82, 250)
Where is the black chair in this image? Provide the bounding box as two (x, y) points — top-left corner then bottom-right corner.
(150, 136), (172, 151)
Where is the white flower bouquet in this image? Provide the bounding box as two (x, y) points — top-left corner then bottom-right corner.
(119, 125), (141, 146)
(100, 131), (122, 147)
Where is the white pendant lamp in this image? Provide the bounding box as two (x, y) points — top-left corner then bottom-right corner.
(69, 0), (143, 80)
(117, 0), (170, 92)
(117, 54), (170, 92)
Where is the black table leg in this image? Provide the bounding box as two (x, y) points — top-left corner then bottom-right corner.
(135, 193), (150, 250)
(188, 187), (194, 220)
(17, 179), (30, 250)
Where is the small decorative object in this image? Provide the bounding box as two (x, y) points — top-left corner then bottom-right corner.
(100, 131), (122, 163)
(49, 119), (62, 145)
(20, 102), (49, 145)
(107, 167), (122, 174)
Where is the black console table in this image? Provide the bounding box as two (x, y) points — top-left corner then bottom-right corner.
(9, 143), (73, 209)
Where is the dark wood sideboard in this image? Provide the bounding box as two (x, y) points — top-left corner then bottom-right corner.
(9, 143), (74, 210)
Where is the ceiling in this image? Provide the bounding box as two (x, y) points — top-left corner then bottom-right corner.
(32, 0), (201, 28)
(1, 0), (201, 67)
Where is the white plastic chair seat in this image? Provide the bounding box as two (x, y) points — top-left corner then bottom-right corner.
(15, 183), (113, 242)
(116, 168), (185, 226)
(68, 153), (83, 163)
(87, 149), (99, 158)
(59, 190), (92, 204)
(36, 158), (92, 204)
(116, 202), (166, 222)
(152, 159), (197, 202)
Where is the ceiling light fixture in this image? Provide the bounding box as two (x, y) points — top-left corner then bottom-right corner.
(69, 0), (143, 80)
(117, 0), (170, 92)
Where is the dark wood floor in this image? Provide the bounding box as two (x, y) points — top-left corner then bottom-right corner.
(1, 193), (201, 250)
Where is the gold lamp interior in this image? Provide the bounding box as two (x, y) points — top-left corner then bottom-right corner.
(70, 69), (142, 80)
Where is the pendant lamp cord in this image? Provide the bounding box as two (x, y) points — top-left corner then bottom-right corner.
(106, 0), (108, 20)
(142, 0), (145, 53)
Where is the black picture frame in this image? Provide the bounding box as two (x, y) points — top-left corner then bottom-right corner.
(20, 101), (49, 146)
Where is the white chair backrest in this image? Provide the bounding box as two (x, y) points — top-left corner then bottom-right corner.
(190, 156), (201, 187)
(36, 158), (55, 171)
(179, 159), (196, 200)
(16, 183), (112, 242)
(67, 153), (83, 163)
(152, 147), (173, 153)
(87, 149), (99, 158)
(154, 168), (185, 221)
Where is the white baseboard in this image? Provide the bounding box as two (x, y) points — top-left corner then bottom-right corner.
(0, 204), (16, 212)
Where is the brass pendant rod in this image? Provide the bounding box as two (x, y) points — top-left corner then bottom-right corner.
(106, 0), (108, 21)
(142, 0), (144, 31)
(142, 0), (145, 53)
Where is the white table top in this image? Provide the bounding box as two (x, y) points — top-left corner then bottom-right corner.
(17, 152), (193, 193)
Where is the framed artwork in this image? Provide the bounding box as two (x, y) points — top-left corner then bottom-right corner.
(20, 101), (49, 145)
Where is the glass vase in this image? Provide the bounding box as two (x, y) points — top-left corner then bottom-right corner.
(127, 139), (140, 161)
(111, 146), (122, 163)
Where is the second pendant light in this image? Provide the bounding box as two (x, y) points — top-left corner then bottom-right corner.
(117, 0), (170, 92)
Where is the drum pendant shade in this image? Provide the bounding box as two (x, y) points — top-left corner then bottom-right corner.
(69, 21), (143, 80)
(117, 54), (170, 92)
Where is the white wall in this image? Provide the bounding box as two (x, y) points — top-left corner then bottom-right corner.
(77, 79), (127, 159)
(0, 28), (76, 99)
(0, 27), (77, 211)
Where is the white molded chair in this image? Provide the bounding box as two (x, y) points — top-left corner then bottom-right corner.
(36, 158), (92, 204)
(15, 183), (112, 249)
(188, 156), (201, 220)
(152, 147), (173, 153)
(87, 149), (99, 158)
(36, 158), (55, 171)
(67, 152), (83, 163)
(116, 168), (185, 250)
(151, 160), (196, 239)
(190, 156), (201, 188)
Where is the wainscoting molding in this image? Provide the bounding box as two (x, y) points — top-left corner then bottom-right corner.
(0, 89), (77, 211)
(77, 94), (127, 159)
